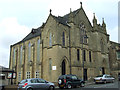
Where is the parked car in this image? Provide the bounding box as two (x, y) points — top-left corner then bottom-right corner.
(94, 74), (115, 84)
(118, 74), (120, 81)
(18, 78), (55, 90)
(58, 74), (85, 89)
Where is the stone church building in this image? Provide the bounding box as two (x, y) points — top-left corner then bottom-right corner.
(9, 3), (120, 84)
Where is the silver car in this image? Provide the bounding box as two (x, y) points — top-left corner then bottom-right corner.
(94, 74), (115, 84)
(18, 78), (55, 90)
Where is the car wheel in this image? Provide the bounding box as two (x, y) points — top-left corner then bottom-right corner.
(112, 80), (114, 83)
(59, 87), (64, 89)
(104, 80), (107, 84)
(49, 86), (54, 90)
(80, 82), (85, 87)
(27, 88), (33, 90)
(95, 82), (98, 84)
(67, 83), (72, 89)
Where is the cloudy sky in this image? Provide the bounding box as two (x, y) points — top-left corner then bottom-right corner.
(0, 0), (119, 68)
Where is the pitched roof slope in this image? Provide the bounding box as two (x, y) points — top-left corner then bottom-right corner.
(12, 7), (91, 46)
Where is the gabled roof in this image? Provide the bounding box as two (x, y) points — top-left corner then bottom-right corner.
(22, 27), (41, 42)
(52, 15), (69, 26)
(51, 9), (80, 27)
(51, 7), (92, 28)
(12, 27), (42, 46)
(12, 7), (91, 46)
(63, 8), (80, 19)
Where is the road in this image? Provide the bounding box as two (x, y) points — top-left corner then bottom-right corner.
(4, 81), (120, 90)
(56, 81), (120, 90)
(85, 81), (119, 88)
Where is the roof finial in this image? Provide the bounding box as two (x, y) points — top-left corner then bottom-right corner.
(93, 13), (97, 26)
(70, 8), (72, 13)
(102, 18), (104, 22)
(102, 18), (106, 31)
(93, 13), (95, 18)
(80, 2), (82, 8)
(50, 9), (52, 14)
(102, 18), (106, 26)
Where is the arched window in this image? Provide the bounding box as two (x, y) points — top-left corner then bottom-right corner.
(100, 40), (104, 53)
(37, 39), (40, 62)
(77, 49), (80, 61)
(62, 32), (65, 46)
(83, 50), (86, 61)
(79, 23), (88, 44)
(89, 51), (92, 62)
(49, 58), (52, 74)
(20, 46), (23, 65)
(13, 48), (15, 67)
(49, 32), (52, 47)
(28, 42), (31, 62)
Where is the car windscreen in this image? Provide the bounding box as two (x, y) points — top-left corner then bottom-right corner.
(72, 75), (78, 80)
(20, 79), (28, 84)
(59, 75), (65, 79)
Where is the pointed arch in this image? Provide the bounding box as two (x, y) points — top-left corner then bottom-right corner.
(28, 42), (31, 62)
(60, 56), (70, 75)
(62, 60), (66, 75)
(37, 38), (40, 63)
(13, 48), (16, 67)
(79, 21), (88, 44)
(60, 56), (69, 63)
(62, 31), (65, 46)
(20, 45), (23, 65)
(47, 30), (53, 47)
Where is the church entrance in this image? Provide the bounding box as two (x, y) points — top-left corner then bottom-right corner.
(102, 67), (105, 75)
(84, 69), (87, 81)
(62, 60), (66, 75)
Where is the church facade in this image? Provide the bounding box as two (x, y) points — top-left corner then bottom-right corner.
(9, 3), (119, 84)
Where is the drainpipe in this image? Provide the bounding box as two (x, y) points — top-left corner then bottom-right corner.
(41, 39), (43, 78)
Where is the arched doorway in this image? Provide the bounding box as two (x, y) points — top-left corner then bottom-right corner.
(62, 60), (66, 75)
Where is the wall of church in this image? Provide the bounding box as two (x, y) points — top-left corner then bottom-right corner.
(9, 6), (117, 84)
(10, 36), (42, 84)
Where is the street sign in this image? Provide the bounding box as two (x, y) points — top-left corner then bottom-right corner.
(52, 66), (56, 70)
(7, 73), (12, 79)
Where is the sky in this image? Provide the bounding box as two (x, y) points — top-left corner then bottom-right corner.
(0, 0), (119, 68)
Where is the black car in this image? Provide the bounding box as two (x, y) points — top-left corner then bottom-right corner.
(58, 74), (85, 89)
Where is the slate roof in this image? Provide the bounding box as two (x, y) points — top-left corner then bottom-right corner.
(22, 27), (41, 42)
(12, 27), (42, 46)
(52, 15), (69, 26)
(52, 8), (80, 27)
(12, 8), (82, 46)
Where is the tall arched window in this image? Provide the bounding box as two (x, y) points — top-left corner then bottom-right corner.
(100, 40), (104, 53)
(13, 48), (15, 67)
(49, 32), (52, 47)
(28, 42), (31, 62)
(49, 58), (52, 74)
(37, 39), (40, 62)
(79, 23), (88, 44)
(62, 32), (65, 46)
(20, 46), (23, 65)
